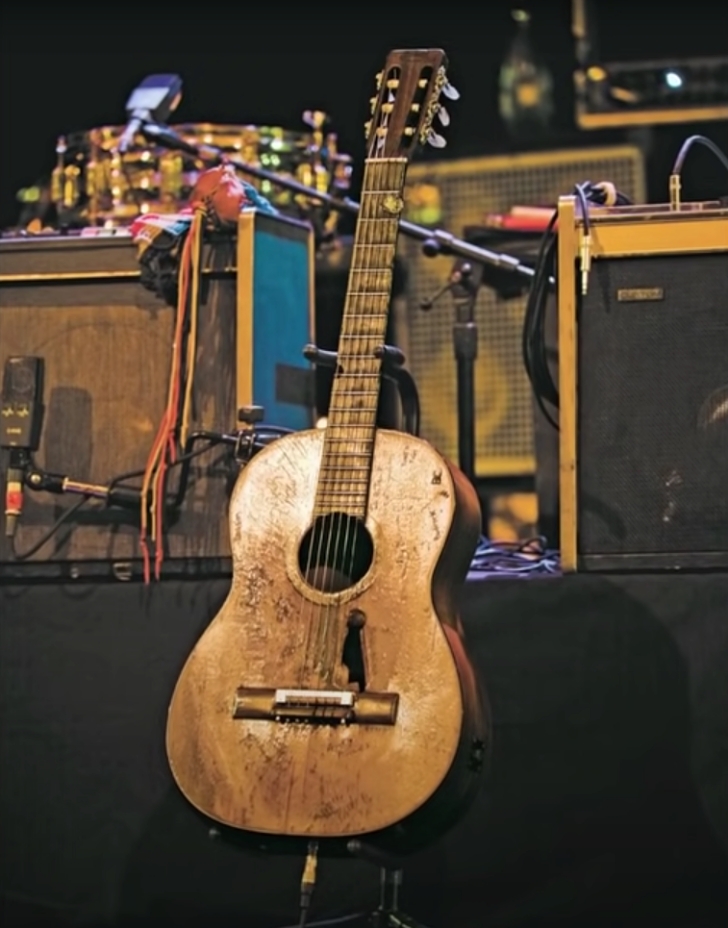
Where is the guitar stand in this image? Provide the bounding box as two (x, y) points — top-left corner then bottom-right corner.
(303, 344), (420, 437)
(347, 839), (432, 928)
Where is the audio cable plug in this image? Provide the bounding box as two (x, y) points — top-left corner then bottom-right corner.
(298, 839), (319, 928)
(4, 465), (25, 538)
(580, 232), (592, 296)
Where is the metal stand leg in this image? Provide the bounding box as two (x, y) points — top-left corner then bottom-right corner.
(347, 840), (432, 928)
(453, 308), (478, 484)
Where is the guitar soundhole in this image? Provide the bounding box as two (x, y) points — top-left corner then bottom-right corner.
(298, 513), (374, 593)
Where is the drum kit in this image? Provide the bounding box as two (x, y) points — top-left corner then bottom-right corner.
(36, 110), (353, 239)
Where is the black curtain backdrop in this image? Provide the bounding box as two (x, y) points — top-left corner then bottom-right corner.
(1, 1), (728, 230)
(1, 572), (728, 927)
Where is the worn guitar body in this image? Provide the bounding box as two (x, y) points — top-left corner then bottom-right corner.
(166, 427), (486, 846)
(167, 49), (489, 852)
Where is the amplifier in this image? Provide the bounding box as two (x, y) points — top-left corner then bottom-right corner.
(558, 198), (728, 571)
(0, 210), (314, 579)
(400, 146), (645, 477)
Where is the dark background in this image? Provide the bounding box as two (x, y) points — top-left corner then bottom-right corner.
(1, 0), (728, 231)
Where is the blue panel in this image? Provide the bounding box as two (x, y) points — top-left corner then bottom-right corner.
(251, 222), (313, 431)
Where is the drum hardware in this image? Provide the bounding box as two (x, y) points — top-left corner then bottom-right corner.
(47, 117), (353, 235)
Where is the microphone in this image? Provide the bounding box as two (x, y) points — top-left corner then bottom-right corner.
(117, 74), (183, 155)
(1, 357), (45, 537)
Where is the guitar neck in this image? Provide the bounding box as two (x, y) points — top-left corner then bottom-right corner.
(314, 157), (408, 519)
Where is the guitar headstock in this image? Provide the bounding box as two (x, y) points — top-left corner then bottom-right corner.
(364, 48), (458, 160)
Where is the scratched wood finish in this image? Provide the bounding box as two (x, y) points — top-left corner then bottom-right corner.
(168, 50), (488, 846)
(166, 426), (487, 841)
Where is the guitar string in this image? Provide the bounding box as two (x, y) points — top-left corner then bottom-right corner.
(339, 158), (403, 672)
(317, 157), (404, 685)
(321, 165), (381, 683)
(317, 160), (380, 684)
(296, 161), (377, 686)
(296, 160), (377, 687)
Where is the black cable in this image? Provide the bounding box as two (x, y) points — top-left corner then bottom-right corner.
(522, 211), (559, 430)
(10, 494), (93, 561)
(671, 134), (728, 179)
(521, 179), (633, 432)
(107, 425), (292, 501)
(9, 425), (293, 561)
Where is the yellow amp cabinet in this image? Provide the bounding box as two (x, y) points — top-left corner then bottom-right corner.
(558, 198), (728, 571)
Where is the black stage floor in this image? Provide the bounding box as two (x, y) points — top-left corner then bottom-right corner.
(1, 571), (728, 928)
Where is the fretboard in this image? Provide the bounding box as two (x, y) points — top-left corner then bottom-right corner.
(314, 157), (408, 518)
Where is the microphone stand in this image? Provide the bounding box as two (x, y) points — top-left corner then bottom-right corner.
(139, 122), (552, 286)
(421, 261), (482, 482)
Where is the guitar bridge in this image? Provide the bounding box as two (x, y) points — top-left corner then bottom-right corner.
(232, 687), (399, 725)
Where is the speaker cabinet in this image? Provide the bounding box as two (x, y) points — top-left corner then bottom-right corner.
(400, 146), (645, 477)
(558, 198), (728, 571)
(0, 211), (314, 578)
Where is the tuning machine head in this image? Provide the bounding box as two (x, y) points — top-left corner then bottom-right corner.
(419, 67), (460, 149)
(426, 128), (447, 149)
(441, 79), (460, 101)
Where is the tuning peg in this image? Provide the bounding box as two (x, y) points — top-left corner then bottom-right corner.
(441, 80), (460, 101)
(375, 70), (384, 90)
(436, 104), (450, 127)
(370, 96), (377, 113)
(364, 119), (372, 138)
(427, 128), (447, 148)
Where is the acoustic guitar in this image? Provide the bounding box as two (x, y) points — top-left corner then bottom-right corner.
(166, 48), (488, 850)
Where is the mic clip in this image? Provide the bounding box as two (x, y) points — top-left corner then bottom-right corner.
(419, 261), (475, 310)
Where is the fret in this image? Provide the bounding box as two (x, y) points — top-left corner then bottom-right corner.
(314, 156), (408, 515)
(320, 443), (371, 450)
(347, 271), (392, 289)
(321, 442), (375, 449)
(339, 328), (388, 338)
(324, 425), (377, 431)
(317, 481), (369, 488)
(359, 190), (407, 197)
(320, 464), (371, 472)
(321, 448), (372, 454)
